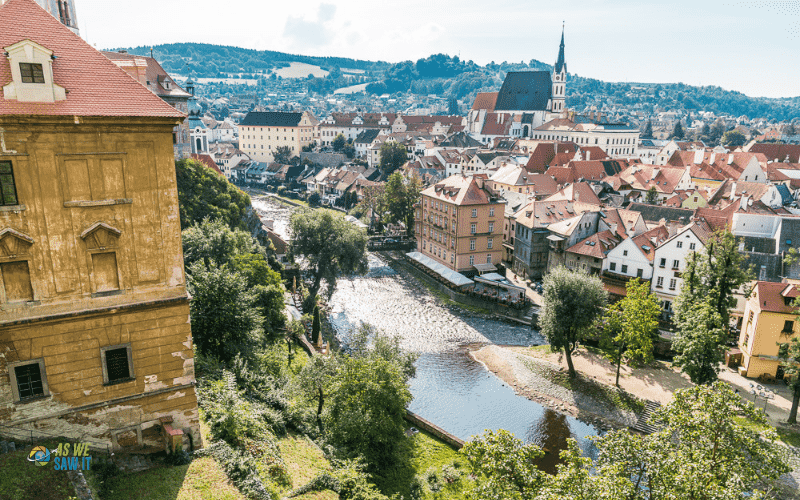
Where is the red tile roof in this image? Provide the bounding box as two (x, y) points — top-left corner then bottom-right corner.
(753, 281), (798, 314)
(567, 229), (620, 259)
(631, 225), (669, 261)
(102, 51), (191, 99)
(749, 143), (800, 163)
(0, 0), (184, 118)
(471, 92), (498, 111)
(422, 174), (498, 206)
(189, 154), (224, 176)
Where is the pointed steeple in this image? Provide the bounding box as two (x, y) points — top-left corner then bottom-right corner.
(554, 23), (566, 74)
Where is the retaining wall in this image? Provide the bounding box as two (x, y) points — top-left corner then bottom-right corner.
(404, 410), (464, 450)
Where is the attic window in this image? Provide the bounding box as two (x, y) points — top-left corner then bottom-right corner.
(19, 63), (45, 84)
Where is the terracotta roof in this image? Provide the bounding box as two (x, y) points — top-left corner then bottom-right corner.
(753, 281), (798, 314)
(481, 113), (514, 136)
(0, 0), (184, 118)
(189, 154), (223, 176)
(630, 225), (669, 261)
(102, 51), (190, 99)
(514, 199), (596, 229)
(544, 182), (601, 205)
(471, 92), (497, 111)
(749, 143), (800, 163)
(421, 174), (499, 206)
(567, 230), (620, 259)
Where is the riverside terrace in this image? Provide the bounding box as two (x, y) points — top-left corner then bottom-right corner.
(404, 252), (529, 309)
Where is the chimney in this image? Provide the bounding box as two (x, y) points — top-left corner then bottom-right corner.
(709, 152), (716, 164)
(694, 150), (703, 164)
(730, 182), (736, 200)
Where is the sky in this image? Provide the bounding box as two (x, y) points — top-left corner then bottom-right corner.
(75, 0), (800, 98)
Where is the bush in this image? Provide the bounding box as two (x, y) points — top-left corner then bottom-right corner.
(92, 456), (119, 498)
(196, 441), (279, 500)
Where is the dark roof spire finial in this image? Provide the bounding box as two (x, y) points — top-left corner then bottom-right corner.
(555, 23), (566, 74)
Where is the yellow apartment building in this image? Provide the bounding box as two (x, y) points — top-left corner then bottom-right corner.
(239, 111), (317, 163)
(0, 0), (200, 452)
(738, 281), (799, 379)
(415, 175), (505, 275)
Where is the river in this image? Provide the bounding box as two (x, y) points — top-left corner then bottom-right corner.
(252, 195), (600, 471)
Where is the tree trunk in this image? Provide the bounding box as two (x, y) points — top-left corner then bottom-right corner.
(316, 387), (325, 434)
(789, 386), (800, 425)
(615, 344), (625, 388)
(564, 347), (576, 377)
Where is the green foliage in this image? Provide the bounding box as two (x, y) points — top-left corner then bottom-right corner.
(461, 429), (545, 500)
(325, 326), (416, 472)
(461, 383), (790, 500)
(176, 159), (255, 231)
(312, 305), (321, 344)
(290, 209), (368, 301)
(722, 129), (747, 147)
(200, 371), (276, 446)
(599, 278), (659, 386)
(383, 172), (421, 236)
(195, 441), (281, 500)
(644, 186), (659, 205)
(673, 230), (752, 384)
(183, 218), (264, 269)
(670, 120), (685, 140)
(778, 328), (800, 424)
(641, 119), (653, 139)
(333, 133), (346, 152)
(274, 146), (292, 164)
(539, 267), (608, 377)
(379, 142), (408, 178)
(308, 191), (322, 206)
(334, 460), (392, 500)
(295, 353), (341, 434)
(187, 261), (262, 362)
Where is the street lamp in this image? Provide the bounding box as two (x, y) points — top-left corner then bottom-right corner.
(749, 382), (775, 414)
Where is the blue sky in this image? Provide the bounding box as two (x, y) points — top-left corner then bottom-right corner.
(78, 0), (800, 98)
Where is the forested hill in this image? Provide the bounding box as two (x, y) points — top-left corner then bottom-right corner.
(116, 43), (800, 122)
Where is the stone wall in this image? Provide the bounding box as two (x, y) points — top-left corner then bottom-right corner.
(404, 410), (464, 449)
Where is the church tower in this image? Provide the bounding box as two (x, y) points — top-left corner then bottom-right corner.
(1, 0), (80, 36)
(551, 25), (566, 114)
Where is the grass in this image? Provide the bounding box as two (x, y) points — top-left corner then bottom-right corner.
(276, 433), (337, 500)
(98, 456), (246, 500)
(373, 426), (468, 499)
(0, 439), (76, 500)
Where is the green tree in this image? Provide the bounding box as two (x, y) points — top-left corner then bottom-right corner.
(670, 120), (685, 140)
(778, 335), (800, 424)
(290, 209), (368, 304)
(296, 353), (340, 434)
(378, 142), (408, 178)
(187, 262), (261, 362)
(342, 141), (356, 159)
(641, 119), (653, 139)
(462, 383), (790, 500)
(784, 121), (796, 137)
(599, 278), (660, 387)
(325, 329), (414, 471)
(448, 97), (459, 115)
(312, 304), (321, 345)
(722, 129), (746, 148)
(274, 145), (292, 164)
(673, 230), (752, 384)
(644, 186), (659, 205)
(175, 159), (254, 231)
(182, 218), (263, 269)
(709, 119), (725, 145)
(333, 133), (346, 152)
(308, 191), (322, 206)
(540, 267), (608, 377)
(384, 172), (408, 225)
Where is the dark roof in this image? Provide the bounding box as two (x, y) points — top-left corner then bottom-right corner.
(476, 152), (501, 164)
(299, 152), (346, 169)
(354, 129), (381, 144)
(626, 203), (694, 224)
(739, 236), (776, 254)
(494, 71), (552, 112)
(554, 28), (566, 74)
(776, 184), (793, 205)
(439, 131), (483, 148)
(743, 252), (784, 283)
(241, 111), (303, 127)
(779, 218), (800, 253)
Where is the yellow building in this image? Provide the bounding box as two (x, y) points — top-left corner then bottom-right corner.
(415, 175), (505, 274)
(738, 281), (799, 379)
(0, 0), (200, 452)
(239, 111), (317, 163)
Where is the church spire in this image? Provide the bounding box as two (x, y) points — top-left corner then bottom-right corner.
(554, 22), (566, 74)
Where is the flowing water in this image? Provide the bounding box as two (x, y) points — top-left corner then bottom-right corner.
(253, 196), (600, 471)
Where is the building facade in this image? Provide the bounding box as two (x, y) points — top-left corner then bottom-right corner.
(239, 111), (317, 163)
(415, 175), (505, 274)
(0, 0), (200, 452)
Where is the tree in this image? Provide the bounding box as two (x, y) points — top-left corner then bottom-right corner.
(670, 120), (685, 140)
(311, 304), (321, 345)
(599, 278), (659, 387)
(290, 209), (368, 305)
(333, 133), (346, 152)
(462, 383), (790, 500)
(342, 141), (355, 159)
(325, 326), (414, 471)
(641, 119), (653, 139)
(296, 353), (340, 434)
(672, 230), (752, 384)
(187, 262), (261, 362)
(175, 159), (255, 231)
(274, 145), (292, 164)
(308, 191), (322, 206)
(384, 171), (408, 225)
(784, 121), (796, 137)
(722, 129), (746, 148)
(448, 97), (459, 115)
(644, 186), (659, 205)
(378, 142), (408, 178)
(539, 267), (608, 377)
(778, 335), (800, 424)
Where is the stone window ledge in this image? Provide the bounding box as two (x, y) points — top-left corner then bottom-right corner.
(0, 204), (26, 212)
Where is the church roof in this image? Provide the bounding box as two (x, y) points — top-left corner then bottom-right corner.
(554, 27), (567, 74)
(0, 0), (185, 118)
(494, 71), (552, 112)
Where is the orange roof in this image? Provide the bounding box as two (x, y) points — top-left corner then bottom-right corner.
(566, 229), (620, 259)
(753, 281), (798, 314)
(422, 174), (499, 206)
(0, 0), (185, 118)
(102, 51), (191, 99)
(630, 225), (669, 261)
(471, 92), (498, 111)
(189, 154), (223, 176)
(544, 182), (601, 205)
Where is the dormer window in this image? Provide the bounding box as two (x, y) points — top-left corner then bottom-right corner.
(19, 63), (45, 84)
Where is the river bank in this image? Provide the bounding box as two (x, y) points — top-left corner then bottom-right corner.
(470, 345), (643, 433)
